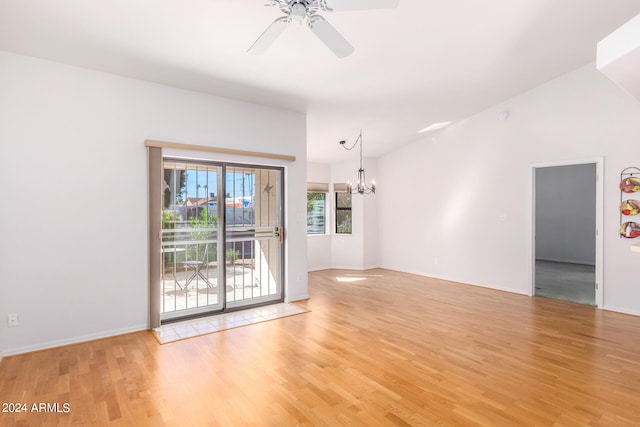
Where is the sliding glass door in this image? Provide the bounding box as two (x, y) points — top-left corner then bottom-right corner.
(161, 161), (223, 321)
(159, 159), (283, 322)
(225, 166), (283, 309)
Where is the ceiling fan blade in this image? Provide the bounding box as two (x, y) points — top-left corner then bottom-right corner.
(324, 0), (399, 11)
(308, 15), (354, 58)
(247, 16), (289, 54)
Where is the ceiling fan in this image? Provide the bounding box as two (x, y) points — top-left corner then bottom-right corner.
(248, 0), (399, 58)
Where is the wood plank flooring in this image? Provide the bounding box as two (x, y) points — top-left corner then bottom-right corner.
(2, 268), (640, 426)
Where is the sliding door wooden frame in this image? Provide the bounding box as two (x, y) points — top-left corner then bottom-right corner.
(147, 140), (291, 328)
(145, 139), (296, 162)
(148, 146), (163, 329)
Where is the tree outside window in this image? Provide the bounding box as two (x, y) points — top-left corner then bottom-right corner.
(335, 192), (352, 234)
(307, 192), (326, 234)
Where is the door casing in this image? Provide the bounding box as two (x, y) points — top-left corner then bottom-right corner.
(528, 158), (604, 308)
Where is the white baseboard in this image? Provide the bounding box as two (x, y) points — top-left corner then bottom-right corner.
(432, 273), (528, 296)
(603, 305), (640, 317)
(308, 265), (382, 272)
(383, 267), (529, 296)
(329, 265), (361, 271)
(2, 324), (148, 357)
(308, 265), (332, 272)
(381, 267), (639, 318)
(328, 265), (377, 271)
(286, 293), (309, 302)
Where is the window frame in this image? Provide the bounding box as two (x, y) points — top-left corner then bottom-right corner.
(306, 191), (327, 235)
(335, 191), (352, 235)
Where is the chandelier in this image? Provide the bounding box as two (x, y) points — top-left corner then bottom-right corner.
(339, 129), (376, 194)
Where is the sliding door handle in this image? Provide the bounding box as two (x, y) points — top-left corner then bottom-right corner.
(273, 226), (284, 244)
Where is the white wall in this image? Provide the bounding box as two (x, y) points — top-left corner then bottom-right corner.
(307, 162), (332, 271)
(0, 51), (308, 356)
(361, 160), (379, 270)
(535, 164), (596, 265)
(597, 12), (640, 101)
(378, 63), (640, 315)
(306, 158), (379, 271)
(330, 158), (378, 270)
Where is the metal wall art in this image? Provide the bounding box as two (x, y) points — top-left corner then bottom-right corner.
(620, 167), (640, 238)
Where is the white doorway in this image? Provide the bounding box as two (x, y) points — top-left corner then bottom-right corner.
(529, 159), (604, 308)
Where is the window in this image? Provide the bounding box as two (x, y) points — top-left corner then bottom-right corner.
(307, 192), (326, 234)
(307, 183), (329, 235)
(335, 191), (352, 234)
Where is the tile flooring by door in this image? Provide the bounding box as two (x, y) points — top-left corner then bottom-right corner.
(153, 303), (309, 344)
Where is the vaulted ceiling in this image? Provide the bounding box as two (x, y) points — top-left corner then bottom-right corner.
(2, 0), (639, 162)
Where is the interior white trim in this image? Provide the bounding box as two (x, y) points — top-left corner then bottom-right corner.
(2, 324), (148, 357)
(528, 157), (604, 308)
(285, 293), (310, 303)
(308, 265), (333, 272)
(145, 139), (297, 162)
(393, 269), (529, 296)
(603, 305), (640, 317)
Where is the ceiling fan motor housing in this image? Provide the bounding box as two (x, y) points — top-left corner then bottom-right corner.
(250, 0), (399, 58)
(291, 3), (308, 21)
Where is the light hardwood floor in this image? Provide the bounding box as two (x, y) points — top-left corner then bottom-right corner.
(1, 269), (640, 426)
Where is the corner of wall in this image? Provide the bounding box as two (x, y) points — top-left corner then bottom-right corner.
(286, 292), (310, 303)
(308, 265), (332, 272)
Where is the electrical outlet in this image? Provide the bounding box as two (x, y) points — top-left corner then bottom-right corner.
(434, 258), (438, 265)
(7, 313), (19, 327)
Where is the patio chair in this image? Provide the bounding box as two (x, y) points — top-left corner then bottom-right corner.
(182, 245), (215, 289)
